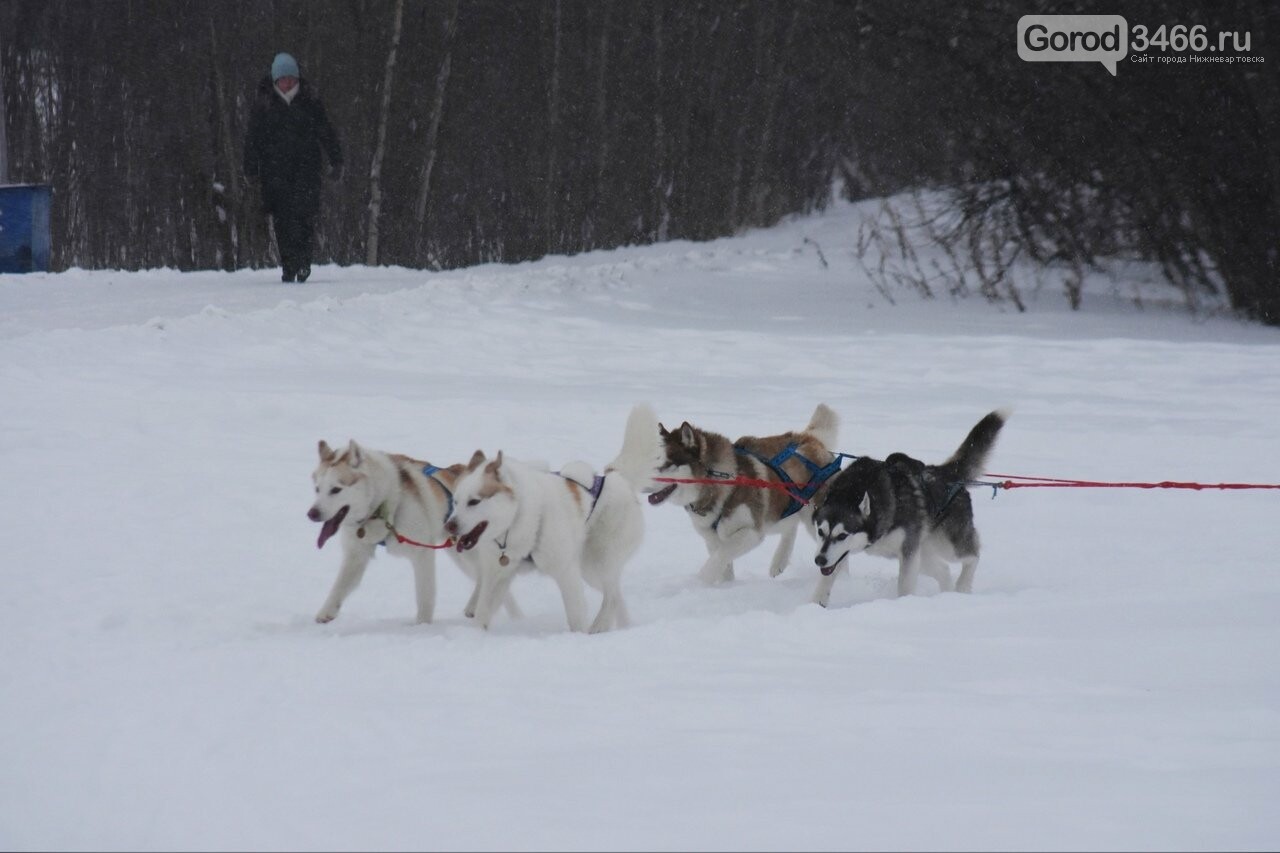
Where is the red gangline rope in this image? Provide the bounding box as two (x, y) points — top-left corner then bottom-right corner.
(653, 475), (813, 502)
(392, 531), (457, 549)
(654, 472), (1280, 497)
(987, 474), (1280, 491)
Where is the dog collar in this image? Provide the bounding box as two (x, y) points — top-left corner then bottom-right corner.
(356, 501), (392, 542)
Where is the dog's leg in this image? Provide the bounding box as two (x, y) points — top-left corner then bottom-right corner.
(464, 576), (482, 619)
(812, 565), (842, 608)
(500, 588), (524, 619)
(897, 540), (922, 597)
(923, 555), (954, 593)
(613, 594), (632, 629)
(588, 595), (614, 634)
(475, 567), (517, 630)
(548, 563), (589, 632)
(315, 546), (374, 623)
(462, 559), (519, 619)
(589, 574), (629, 634)
(410, 552), (437, 624)
(482, 571), (518, 628)
(471, 562), (504, 629)
(768, 522), (798, 578)
(956, 555), (979, 593)
(698, 525), (764, 585)
(693, 526), (734, 583)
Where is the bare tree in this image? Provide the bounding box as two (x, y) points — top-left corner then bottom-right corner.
(365, 0), (404, 267)
(542, 0), (562, 252)
(413, 0), (459, 260)
(748, 1), (799, 225)
(0, 38), (8, 184)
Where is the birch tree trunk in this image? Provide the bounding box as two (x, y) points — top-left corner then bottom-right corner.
(651, 2), (667, 241)
(590, 1), (611, 246)
(413, 0), (460, 260)
(365, 0), (404, 267)
(209, 15), (240, 268)
(542, 0), (561, 253)
(749, 3), (800, 225)
(0, 42), (9, 184)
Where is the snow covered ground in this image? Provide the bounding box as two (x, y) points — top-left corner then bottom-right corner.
(2, 198), (1278, 851)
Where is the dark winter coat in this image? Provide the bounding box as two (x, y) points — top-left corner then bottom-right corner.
(243, 76), (343, 218)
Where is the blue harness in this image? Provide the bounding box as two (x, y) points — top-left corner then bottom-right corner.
(733, 442), (845, 519)
(421, 464), (455, 518)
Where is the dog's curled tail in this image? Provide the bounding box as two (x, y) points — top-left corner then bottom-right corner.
(606, 402), (664, 493)
(943, 408), (1011, 481)
(805, 402), (840, 451)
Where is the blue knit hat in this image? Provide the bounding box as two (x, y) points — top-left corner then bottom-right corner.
(271, 52), (300, 81)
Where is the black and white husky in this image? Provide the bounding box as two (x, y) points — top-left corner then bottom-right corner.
(810, 410), (1009, 606)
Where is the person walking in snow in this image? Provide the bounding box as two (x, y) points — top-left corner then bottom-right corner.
(243, 52), (343, 283)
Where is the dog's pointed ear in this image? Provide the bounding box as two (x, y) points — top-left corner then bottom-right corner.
(484, 450), (504, 478)
(858, 491), (871, 517)
(466, 449), (486, 472)
(679, 422), (698, 449)
(346, 439), (363, 468)
(658, 422), (670, 438)
(318, 440), (335, 462)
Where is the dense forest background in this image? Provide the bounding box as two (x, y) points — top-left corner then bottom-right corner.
(1, 0), (1277, 323)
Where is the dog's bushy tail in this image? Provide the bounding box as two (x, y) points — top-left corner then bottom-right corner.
(805, 403), (840, 450)
(941, 409), (1010, 481)
(606, 402), (664, 492)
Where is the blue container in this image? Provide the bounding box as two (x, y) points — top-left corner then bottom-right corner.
(0, 184), (52, 273)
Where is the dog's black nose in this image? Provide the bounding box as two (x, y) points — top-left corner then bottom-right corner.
(814, 554), (827, 567)
(307, 507), (321, 522)
(444, 519), (458, 535)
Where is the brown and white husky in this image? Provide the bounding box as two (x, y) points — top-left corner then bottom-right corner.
(647, 404), (841, 584)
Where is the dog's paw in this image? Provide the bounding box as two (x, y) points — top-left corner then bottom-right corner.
(463, 606), (476, 619)
(315, 610), (338, 624)
(769, 563), (787, 578)
(698, 561), (735, 585)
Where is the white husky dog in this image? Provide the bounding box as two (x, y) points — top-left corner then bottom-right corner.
(306, 441), (522, 624)
(444, 404), (662, 633)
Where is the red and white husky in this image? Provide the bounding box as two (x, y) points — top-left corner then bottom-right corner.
(444, 404), (662, 633)
(306, 440), (522, 625)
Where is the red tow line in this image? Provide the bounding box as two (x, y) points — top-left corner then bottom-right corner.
(653, 472), (1280, 500)
(989, 474), (1280, 491)
(653, 474), (814, 503)
(390, 531), (456, 549)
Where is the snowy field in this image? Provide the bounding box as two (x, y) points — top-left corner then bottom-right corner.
(2, 198), (1278, 851)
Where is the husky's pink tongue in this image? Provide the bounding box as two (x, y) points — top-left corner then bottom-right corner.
(316, 505), (350, 549)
